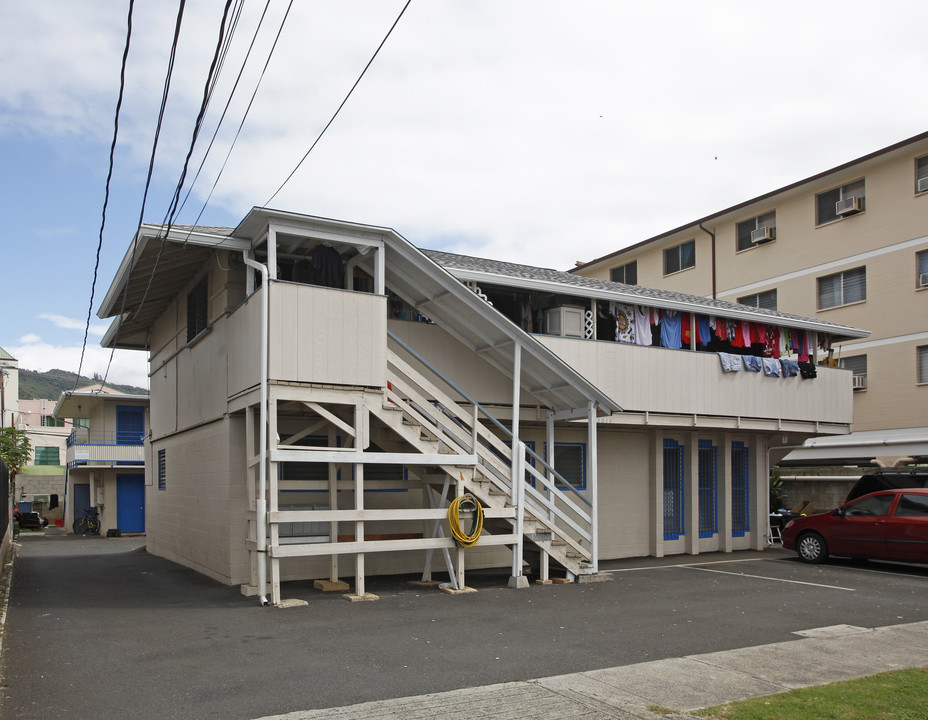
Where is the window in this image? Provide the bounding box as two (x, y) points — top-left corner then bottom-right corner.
(73, 418), (90, 429)
(839, 355), (867, 390)
(34, 446), (59, 465)
(895, 493), (928, 518)
(818, 267), (866, 309)
(186, 274), (209, 342)
(664, 240), (695, 275)
(157, 449), (166, 490)
(917, 250), (928, 289)
(918, 346), (928, 384)
(816, 179), (865, 225)
(698, 440), (718, 538)
(736, 211), (776, 251)
(40, 415), (64, 427)
(663, 439), (685, 540)
(845, 493), (892, 517)
(738, 289), (777, 311)
(917, 156), (928, 194)
(547, 442), (586, 491)
(731, 442), (750, 537)
(610, 261), (637, 285)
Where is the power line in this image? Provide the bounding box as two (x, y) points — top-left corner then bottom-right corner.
(101, 0), (190, 388)
(74, 0), (135, 392)
(264, 0), (412, 207)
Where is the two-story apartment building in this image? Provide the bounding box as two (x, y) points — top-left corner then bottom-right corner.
(54, 387), (149, 535)
(97, 208), (866, 605)
(574, 132), (928, 473)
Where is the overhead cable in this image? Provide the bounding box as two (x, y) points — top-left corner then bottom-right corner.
(263, 0), (412, 207)
(74, 0), (135, 391)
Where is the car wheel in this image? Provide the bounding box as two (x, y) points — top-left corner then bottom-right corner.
(796, 532), (828, 564)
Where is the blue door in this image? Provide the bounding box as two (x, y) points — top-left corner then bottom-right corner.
(116, 405), (145, 445)
(116, 474), (145, 532)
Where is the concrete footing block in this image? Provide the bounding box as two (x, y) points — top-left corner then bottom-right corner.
(344, 593), (379, 602)
(314, 579), (350, 592)
(577, 571), (614, 584)
(508, 575), (530, 589)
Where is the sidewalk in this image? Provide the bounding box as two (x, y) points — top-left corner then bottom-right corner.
(252, 620), (928, 719)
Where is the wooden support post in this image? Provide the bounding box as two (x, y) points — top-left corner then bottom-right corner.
(588, 401), (599, 573)
(508, 344), (528, 589)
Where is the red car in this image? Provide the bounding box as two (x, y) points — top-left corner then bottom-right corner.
(781, 488), (928, 564)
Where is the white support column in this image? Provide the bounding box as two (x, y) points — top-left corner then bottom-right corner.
(268, 397), (281, 605)
(508, 343), (528, 588)
(374, 244), (385, 295)
(719, 433), (733, 553)
(455, 473), (466, 590)
(267, 225), (278, 280)
(649, 429), (665, 557)
(540, 411), (556, 582)
(753, 436), (769, 550)
(328, 426), (339, 583)
(245, 404), (258, 589)
(587, 401), (599, 574)
(685, 435), (699, 556)
(351, 403), (376, 600)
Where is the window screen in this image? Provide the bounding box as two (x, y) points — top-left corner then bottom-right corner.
(157, 449), (166, 490)
(663, 439), (685, 540)
(698, 440), (718, 538)
(663, 240), (695, 275)
(550, 442), (585, 491)
(610, 261), (637, 285)
(818, 267), (866, 309)
(738, 289), (777, 311)
(731, 442), (750, 536)
(186, 274), (209, 342)
(34, 447), (59, 465)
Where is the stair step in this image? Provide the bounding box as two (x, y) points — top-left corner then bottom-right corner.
(566, 552), (586, 559)
(551, 540), (567, 547)
(488, 489), (507, 496)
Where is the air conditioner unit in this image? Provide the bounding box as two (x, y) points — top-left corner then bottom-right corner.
(835, 196), (862, 216)
(851, 374), (867, 390)
(751, 226), (775, 244)
(919, 272), (928, 288)
(918, 176), (928, 193)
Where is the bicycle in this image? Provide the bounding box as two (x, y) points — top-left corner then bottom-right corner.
(72, 507), (101, 535)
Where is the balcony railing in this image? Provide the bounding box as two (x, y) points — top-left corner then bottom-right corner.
(66, 430), (145, 467)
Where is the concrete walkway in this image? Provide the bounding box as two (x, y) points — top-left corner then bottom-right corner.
(253, 620), (928, 719)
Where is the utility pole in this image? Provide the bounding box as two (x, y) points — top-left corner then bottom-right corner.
(1, 368), (7, 429)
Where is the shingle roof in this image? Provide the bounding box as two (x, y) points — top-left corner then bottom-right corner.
(422, 248), (867, 338)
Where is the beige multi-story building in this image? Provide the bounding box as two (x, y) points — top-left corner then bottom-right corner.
(574, 132), (928, 467)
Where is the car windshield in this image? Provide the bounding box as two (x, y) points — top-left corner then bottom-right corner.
(845, 494), (893, 517)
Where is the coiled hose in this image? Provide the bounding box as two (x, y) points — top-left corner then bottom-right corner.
(448, 494), (484, 547)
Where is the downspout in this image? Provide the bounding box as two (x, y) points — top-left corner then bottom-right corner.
(243, 253), (270, 606)
(699, 222), (717, 300)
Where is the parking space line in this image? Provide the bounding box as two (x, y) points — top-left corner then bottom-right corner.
(771, 557), (928, 581)
(682, 565), (856, 591)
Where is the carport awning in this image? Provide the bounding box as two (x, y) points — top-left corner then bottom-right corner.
(780, 427), (928, 466)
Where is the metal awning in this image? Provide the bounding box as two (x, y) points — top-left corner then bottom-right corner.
(780, 427), (928, 466)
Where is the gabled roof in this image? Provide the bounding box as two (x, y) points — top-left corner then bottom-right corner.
(99, 209), (622, 418)
(425, 250), (868, 342)
(0, 346), (16, 362)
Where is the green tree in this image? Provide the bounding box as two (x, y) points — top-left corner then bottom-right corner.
(0, 427), (32, 481)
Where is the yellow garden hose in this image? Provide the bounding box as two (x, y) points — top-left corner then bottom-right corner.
(448, 494), (484, 547)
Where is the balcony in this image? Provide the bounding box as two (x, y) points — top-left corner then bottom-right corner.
(65, 430), (145, 468)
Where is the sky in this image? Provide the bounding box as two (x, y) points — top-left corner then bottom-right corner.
(1, 0), (927, 390)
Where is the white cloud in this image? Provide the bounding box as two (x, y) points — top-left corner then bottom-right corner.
(18, 334), (41, 344)
(9, 340), (149, 390)
(38, 314), (107, 337)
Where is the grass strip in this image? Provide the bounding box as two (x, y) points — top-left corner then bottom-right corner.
(695, 666), (928, 720)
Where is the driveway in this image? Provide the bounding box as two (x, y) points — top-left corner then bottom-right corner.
(2, 533), (928, 720)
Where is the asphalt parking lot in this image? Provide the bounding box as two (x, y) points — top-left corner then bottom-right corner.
(2, 533), (927, 720)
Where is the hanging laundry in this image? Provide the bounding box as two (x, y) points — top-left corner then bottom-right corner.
(718, 352), (742, 372)
(764, 325), (780, 359)
(750, 322), (765, 345)
(696, 315), (711, 346)
(681, 313), (692, 346)
(731, 320), (747, 348)
(660, 309), (682, 349)
(634, 305), (653, 346)
(742, 356), (763, 372)
(781, 359), (800, 377)
(798, 361), (817, 379)
(797, 330), (810, 362)
(615, 303), (636, 343)
(762, 358), (782, 377)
